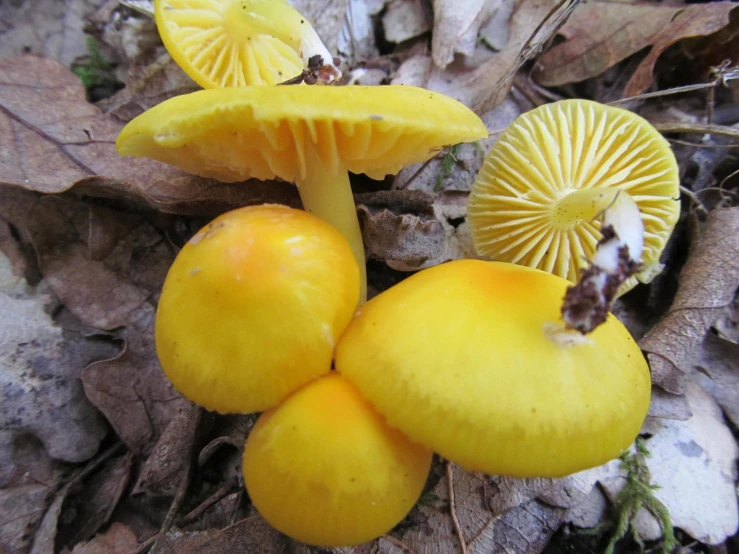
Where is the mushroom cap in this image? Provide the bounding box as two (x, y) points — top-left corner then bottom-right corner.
(156, 204), (359, 414)
(116, 85), (489, 182)
(468, 99), (680, 292)
(155, 0), (305, 87)
(335, 259), (651, 478)
(243, 373), (432, 547)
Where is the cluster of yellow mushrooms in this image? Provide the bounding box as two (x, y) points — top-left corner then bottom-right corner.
(115, 0), (681, 547)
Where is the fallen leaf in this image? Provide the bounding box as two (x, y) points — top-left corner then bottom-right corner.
(602, 381), (739, 545)
(98, 53), (198, 122)
(0, 483), (58, 554)
(392, 0), (569, 111)
(431, 0), (500, 68)
(695, 332), (739, 428)
(0, 55), (300, 216)
(0, 0), (105, 66)
(58, 454), (134, 547)
(534, 2), (737, 97)
(640, 208), (739, 401)
(83, 303), (190, 455)
(159, 516), (310, 554)
(134, 404), (201, 498)
(383, 0), (432, 44)
(0, 250), (113, 464)
(337, 0), (380, 64)
(27, 197), (156, 330)
(68, 523), (139, 554)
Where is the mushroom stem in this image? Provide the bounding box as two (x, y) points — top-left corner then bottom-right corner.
(297, 146), (367, 303)
(560, 190), (644, 334)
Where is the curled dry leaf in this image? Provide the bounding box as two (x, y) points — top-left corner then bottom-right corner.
(83, 303), (190, 455)
(640, 208), (739, 405)
(602, 382), (739, 545)
(382, 0), (432, 45)
(0, 249), (112, 464)
(357, 190), (478, 271)
(0, 55), (299, 216)
(534, 2), (737, 97)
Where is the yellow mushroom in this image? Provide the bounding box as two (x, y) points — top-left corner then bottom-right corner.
(467, 99), (680, 294)
(243, 373), (432, 546)
(155, 204), (359, 414)
(116, 85), (488, 301)
(155, 0), (339, 87)
(335, 259), (651, 478)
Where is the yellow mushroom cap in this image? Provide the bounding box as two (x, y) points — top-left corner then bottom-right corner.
(155, 0), (308, 87)
(243, 373), (432, 547)
(155, 204), (359, 414)
(335, 259), (651, 478)
(116, 85), (489, 183)
(468, 99), (680, 293)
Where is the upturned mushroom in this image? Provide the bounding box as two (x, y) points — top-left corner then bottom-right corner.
(156, 204), (359, 414)
(155, 0), (340, 87)
(116, 85), (488, 300)
(335, 259), (651, 478)
(467, 99), (680, 296)
(243, 373), (432, 546)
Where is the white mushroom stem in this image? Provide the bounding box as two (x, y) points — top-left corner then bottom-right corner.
(560, 190), (644, 335)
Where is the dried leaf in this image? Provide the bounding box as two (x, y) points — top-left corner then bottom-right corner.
(134, 404), (201, 497)
(640, 208), (739, 400)
(534, 2), (737, 97)
(383, 0), (432, 44)
(392, 0), (566, 111)
(69, 523), (139, 554)
(431, 0), (500, 68)
(159, 516), (310, 554)
(603, 382), (739, 545)
(292, 0), (349, 58)
(0, 0), (105, 66)
(695, 333), (739, 428)
(27, 197), (155, 330)
(0, 483), (58, 554)
(0, 250), (112, 464)
(0, 55), (299, 216)
(83, 303), (190, 455)
(60, 454), (134, 546)
(338, 0), (380, 64)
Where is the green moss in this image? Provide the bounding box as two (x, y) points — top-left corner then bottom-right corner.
(605, 440), (678, 554)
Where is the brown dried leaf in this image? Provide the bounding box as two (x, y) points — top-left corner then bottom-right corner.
(59, 454), (134, 546)
(0, 55), (300, 216)
(159, 516), (310, 554)
(0, 483), (59, 554)
(134, 404), (201, 497)
(27, 197), (157, 330)
(68, 523), (139, 554)
(640, 208), (739, 401)
(534, 2), (737, 97)
(83, 303), (189, 455)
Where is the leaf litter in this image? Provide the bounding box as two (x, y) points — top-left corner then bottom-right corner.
(1, 0), (738, 552)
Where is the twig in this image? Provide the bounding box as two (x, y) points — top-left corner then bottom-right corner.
(384, 535), (420, 553)
(446, 462), (468, 554)
(608, 82), (724, 105)
(666, 138), (739, 149)
(679, 186), (708, 214)
(178, 482), (233, 526)
(652, 122), (739, 139)
(718, 168), (739, 192)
